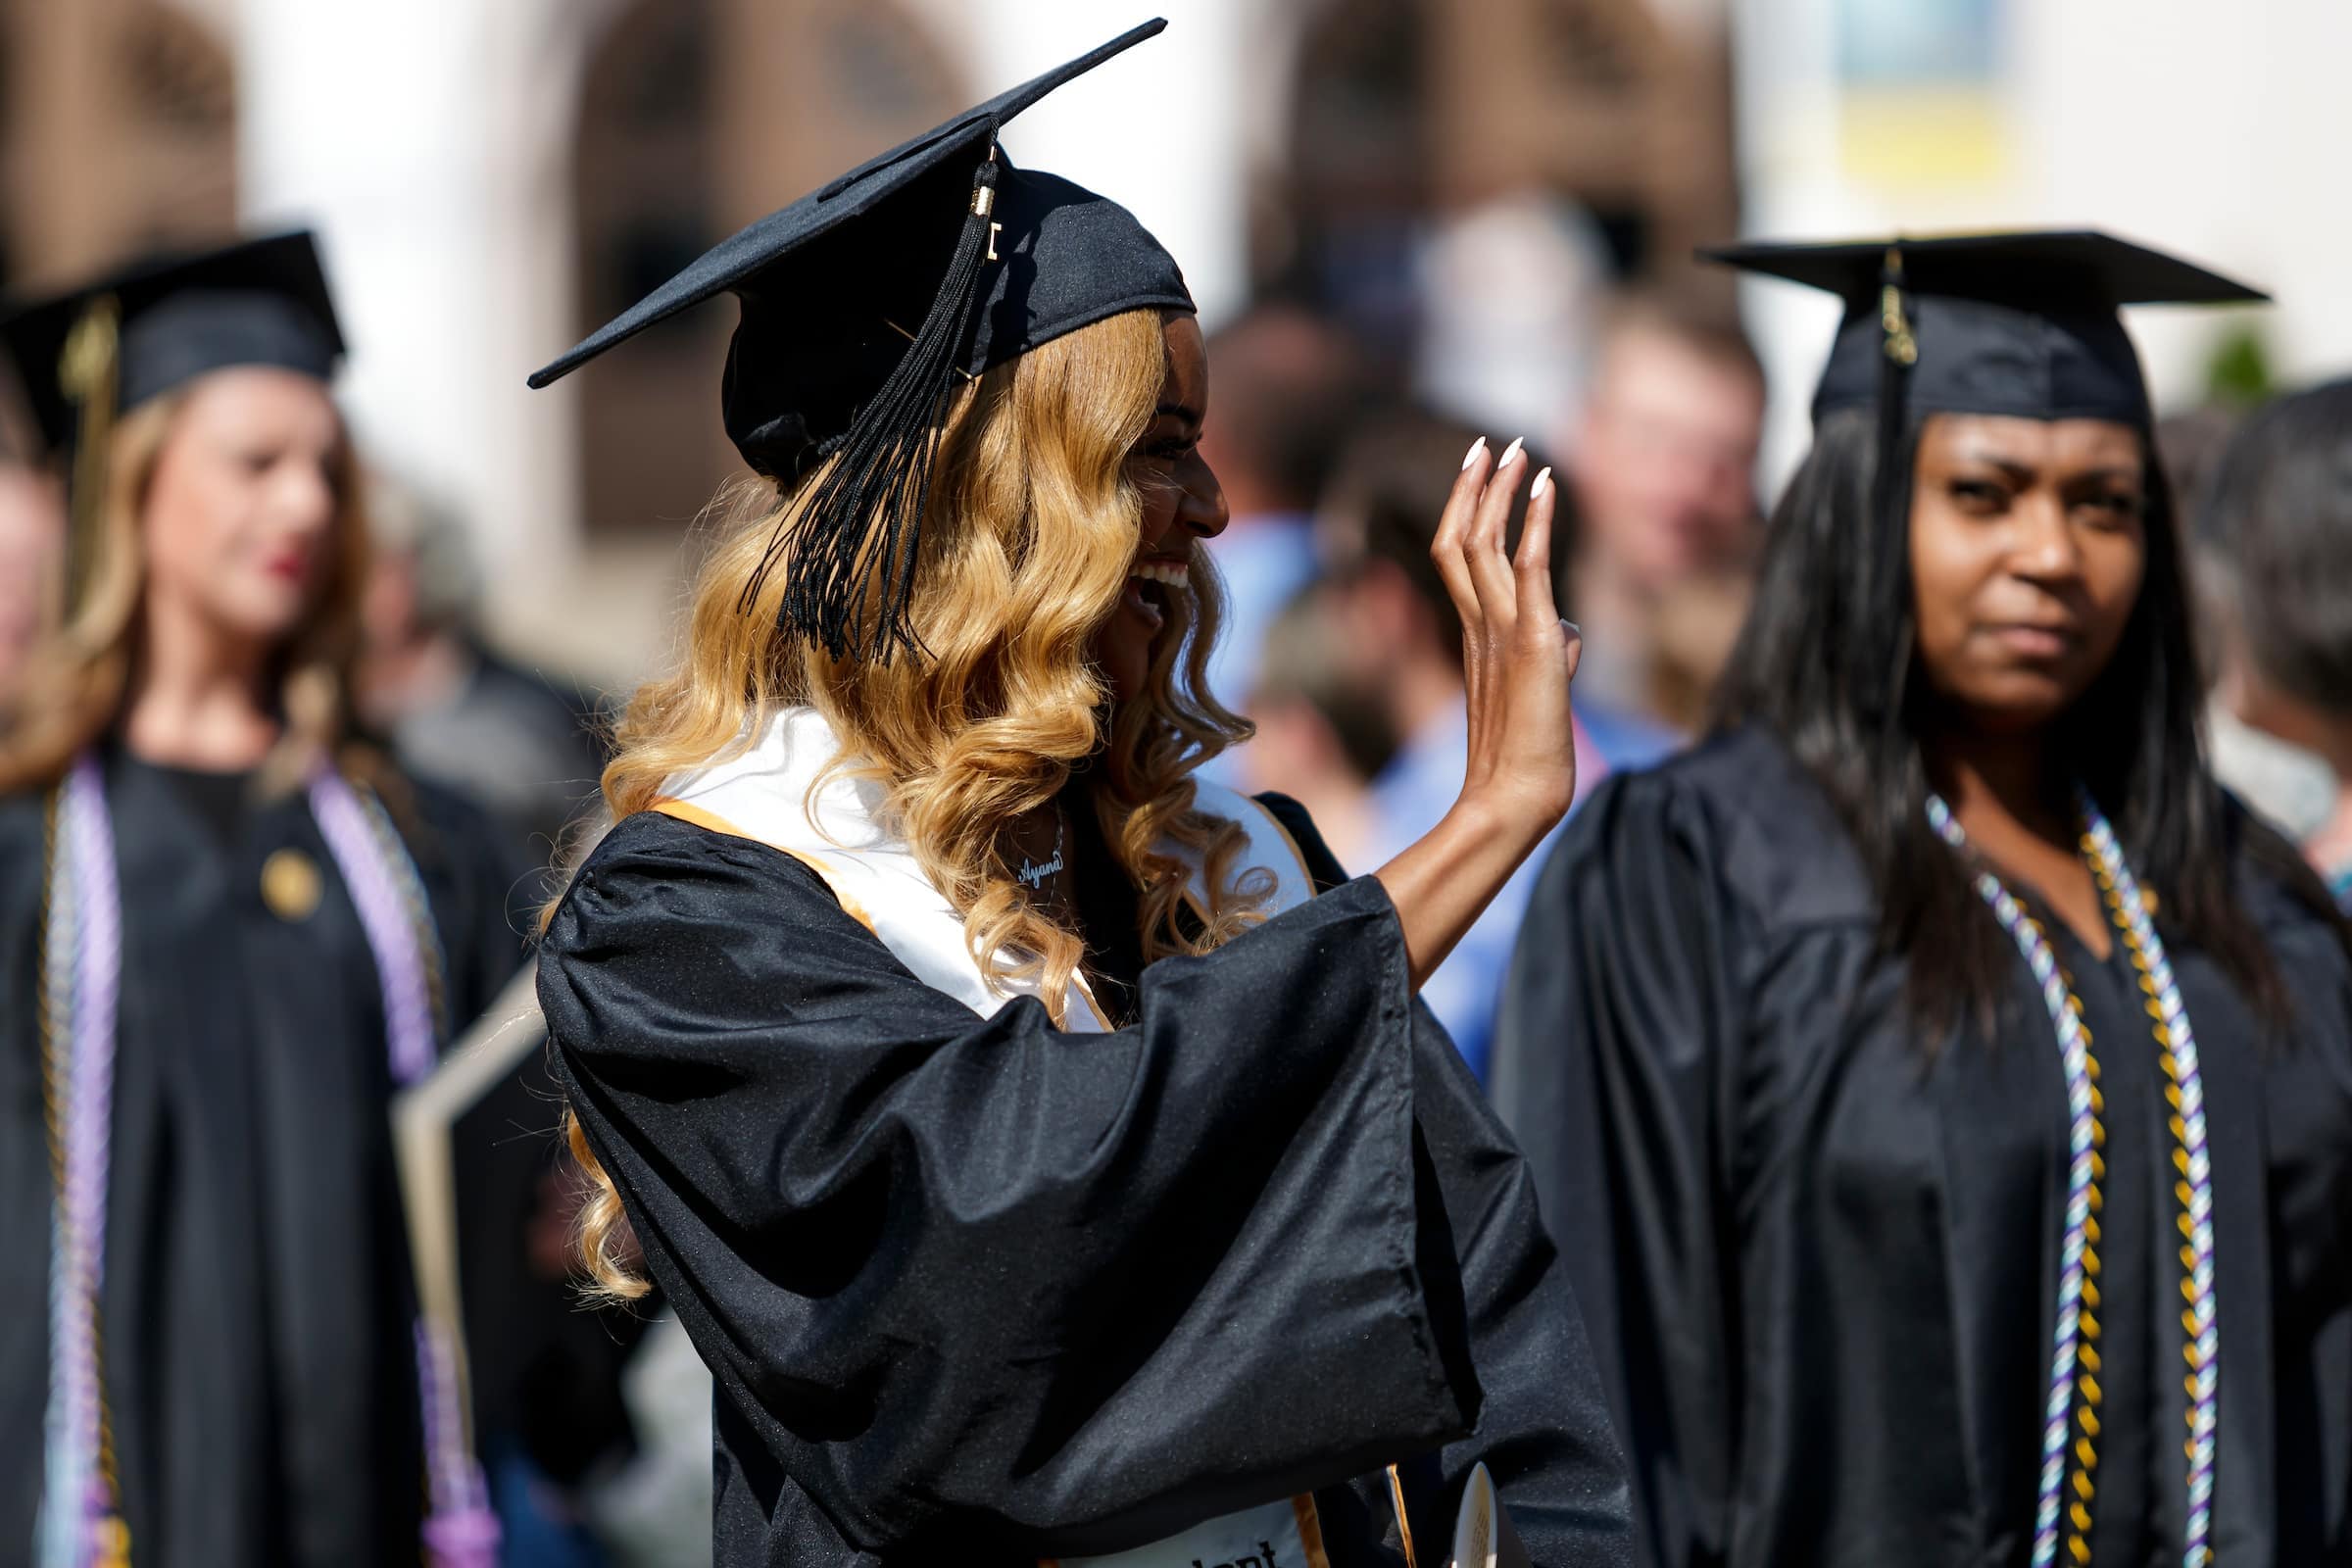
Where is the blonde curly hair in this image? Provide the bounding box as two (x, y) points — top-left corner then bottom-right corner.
(566, 307), (1267, 1299)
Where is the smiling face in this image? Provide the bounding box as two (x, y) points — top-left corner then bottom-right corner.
(1094, 313), (1228, 704)
(1909, 412), (2149, 734)
(141, 367), (347, 650)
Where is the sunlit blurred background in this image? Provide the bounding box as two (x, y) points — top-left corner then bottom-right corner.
(10, 4), (2352, 1558)
(9, 0), (2342, 694)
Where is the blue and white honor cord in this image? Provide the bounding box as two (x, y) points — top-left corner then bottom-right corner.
(1928, 787), (2217, 1568)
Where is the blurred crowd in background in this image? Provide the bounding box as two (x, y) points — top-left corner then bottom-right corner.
(5, 0), (2352, 1562)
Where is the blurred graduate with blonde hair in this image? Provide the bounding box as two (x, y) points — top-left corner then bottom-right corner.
(0, 232), (527, 1568)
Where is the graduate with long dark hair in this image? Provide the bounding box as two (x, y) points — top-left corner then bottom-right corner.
(1492, 234), (2352, 1567)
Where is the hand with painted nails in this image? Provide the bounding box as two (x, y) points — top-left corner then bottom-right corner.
(1371, 435), (1583, 991)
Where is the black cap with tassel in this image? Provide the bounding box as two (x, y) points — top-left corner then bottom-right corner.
(527, 19), (1195, 664)
(0, 230), (344, 620)
(1870, 243), (1920, 540)
(1700, 228), (2265, 433)
(55, 295), (121, 617)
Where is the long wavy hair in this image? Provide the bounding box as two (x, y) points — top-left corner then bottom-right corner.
(0, 386), (371, 795)
(1715, 406), (2342, 1042)
(567, 306), (1260, 1298)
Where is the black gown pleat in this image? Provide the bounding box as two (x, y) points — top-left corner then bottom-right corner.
(1491, 726), (2352, 1568)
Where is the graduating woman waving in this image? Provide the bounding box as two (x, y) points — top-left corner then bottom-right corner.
(531, 21), (1627, 1568)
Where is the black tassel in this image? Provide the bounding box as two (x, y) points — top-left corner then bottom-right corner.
(744, 148), (1004, 663)
(58, 294), (122, 621)
(1871, 243), (1918, 535)
(1864, 246), (1920, 735)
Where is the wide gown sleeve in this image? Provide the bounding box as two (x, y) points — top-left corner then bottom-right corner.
(1489, 770), (1747, 1568)
(539, 810), (1482, 1561)
(1257, 793), (1632, 1568)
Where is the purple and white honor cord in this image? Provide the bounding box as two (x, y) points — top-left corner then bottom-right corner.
(40, 754), (121, 1568)
(309, 766), (498, 1566)
(38, 757), (497, 1568)
(307, 769), (437, 1081)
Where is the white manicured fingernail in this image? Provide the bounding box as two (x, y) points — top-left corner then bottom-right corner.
(1461, 436), (1487, 470)
(1497, 437), (1526, 468)
(1562, 619), (1582, 638)
(1530, 466), (1552, 499)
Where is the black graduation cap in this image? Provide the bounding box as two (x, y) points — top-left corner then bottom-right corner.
(528, 19), (1194, 664)
(0, 230), (343, 453)
(1702, 229), (2266, 427)
(0, 231), (344, 611)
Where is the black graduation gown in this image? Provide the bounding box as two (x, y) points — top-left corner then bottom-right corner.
(0, 746), (530, 1568)
(539, 796), (1634, 1567)
(1490, 727), (2352, 1568)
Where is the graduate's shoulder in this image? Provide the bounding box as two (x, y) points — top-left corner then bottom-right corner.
(2218, 788), (2352, 949)
(1561, 724), (1873, 926)
(547, 806), (845, 944)
(1247, 788), (1350, 889)
(536, 808), (871, 1043)
(1575, 723), (1838, 850)
(564, 803), (839, 889)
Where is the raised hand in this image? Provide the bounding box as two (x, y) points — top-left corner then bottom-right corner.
(1432, 434), (1581, 834)
(1372, 436), (1582, 991)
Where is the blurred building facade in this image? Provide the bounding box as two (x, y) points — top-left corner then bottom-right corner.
(0, 0), (1740, 686)
(11, 0), (2352, 639)
(0, 0), (240, 329)
(1730, 0), (2352, 487)
(14, 0), (2349, 605)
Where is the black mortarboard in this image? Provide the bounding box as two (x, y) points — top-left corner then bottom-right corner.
(1705, 230), (2266, 542)
(0, 231), (344, 611)
(1702, 229), (2266, 427)
(0, 230), (343, 454)
(528, 19), (1194, 663)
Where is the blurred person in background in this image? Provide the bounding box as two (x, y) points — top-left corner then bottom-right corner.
(2159, 406), (2243, 689)
(1192, 300), (1372, 782)
(2201, 376), (2352, 902)
(1640, 566), (1754, 736)
(1495, 232), (2352, 1568)
(1415, 190), (1614, 447)
(1565, 292), (1766, 727)
(355, 499), (636, 1568)
(2165, 406), (2339, 842)
(1237, 576), (1397, 870)
(0, 234), (530, 1566)
(358, 471), (608, 865)
(0, 457), (63, 703)
(1318, 407), (1676, 1078)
